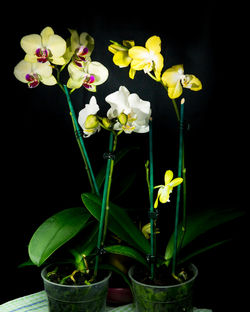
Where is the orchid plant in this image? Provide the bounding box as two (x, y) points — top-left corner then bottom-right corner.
(14, 28), (244, 286)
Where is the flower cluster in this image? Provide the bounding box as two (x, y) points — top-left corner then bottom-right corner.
(109, 36), (202, 99)
(78, 86), (151, 137)
(14, 26), (108, 91)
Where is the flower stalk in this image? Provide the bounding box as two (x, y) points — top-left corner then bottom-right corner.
(172, 100), (185, 276)
(63, 85), (100, 195)
(149, 119), (156, 280)
(94, 131), (117, 277)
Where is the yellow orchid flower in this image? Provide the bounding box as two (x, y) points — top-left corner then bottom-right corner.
(108, 40), (136, 79)
(161, 64), (202, 99)
(128, 36), (164, 80)
(20, 26), (67, 65)
(14, 60), (57, 88)
(154, 170), (183, 208)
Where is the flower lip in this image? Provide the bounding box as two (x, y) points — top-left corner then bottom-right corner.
(35, 48), (49, 63)
(25, 73), (40, 88)
(82, 74), (95, 89)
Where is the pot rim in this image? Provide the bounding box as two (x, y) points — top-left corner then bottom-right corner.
(128, 263), (198, 289)
(41, 263), (111, 288)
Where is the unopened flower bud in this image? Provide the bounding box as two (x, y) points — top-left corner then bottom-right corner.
(118, 113), (128, 125)
(84, 115), (99, 129)
(102, 117), (112, 129)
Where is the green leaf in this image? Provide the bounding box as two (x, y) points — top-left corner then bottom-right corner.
(28, 207), (90, 266)
(105, 245), (148, 266)
(165, 207), (245, 265)
(81, 192), (150, 255)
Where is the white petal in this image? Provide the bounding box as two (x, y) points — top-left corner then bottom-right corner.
(105, 86), (131, 118)
(78, 96), (99, 128)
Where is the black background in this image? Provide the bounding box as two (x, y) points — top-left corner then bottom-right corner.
(1, 2), (248, 311)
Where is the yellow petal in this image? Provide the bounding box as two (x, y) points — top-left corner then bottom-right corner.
(129, 67), (136, 79)
(154, 53), (164, 80)
(130, 58), (149, 71)
(169, 177), (183, 187)
(21, 34), (42, 55)
(40, 26), (54, 46)
(182, 74), (202, 91)
(14, 60), (32, 83)
(154, 191), (160, 208)
(164, 170), (173, 185)
(161, 65), (184, 87)
(87, 61), (109, 85)
(50, 56), (67, 65)
(122, 40), (135, 48)
(145, 36), (161, 53)
(67, 77), (83, 89)
(129, 46), (149, 60)
(80, 32), (95, 55)
(159, 186), (170, 204)
(24, 54), (37, 63)
(41, 75), (57, 86)
(33, 62), (53, 78)
(113, 51), (131, 67)
(46, 34), (66, 57)
(167, 80), (183, 99)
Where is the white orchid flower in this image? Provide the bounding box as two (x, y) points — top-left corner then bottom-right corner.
(14, 60), (57, 88)
(105, 86), (151, 134)
(78, 96), (101, 137)
(67, 61), (109, 91)
(20, 26), (67, 65)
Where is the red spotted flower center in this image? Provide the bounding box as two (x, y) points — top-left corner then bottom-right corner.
(74, 46), (89, 67)
(35, 48), (49, 63)
(25, 73), (40, 88)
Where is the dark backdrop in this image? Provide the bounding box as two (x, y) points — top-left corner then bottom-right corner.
(2, 3), (247, 311)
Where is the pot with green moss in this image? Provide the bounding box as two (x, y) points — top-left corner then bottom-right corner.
(41, 264), (111, 312)
(128, 264), (198, 312)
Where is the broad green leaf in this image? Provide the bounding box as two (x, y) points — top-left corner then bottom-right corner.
(105, 245), (148, 266)
(81, 192), (150, 255)
(71, 224), (99, 258)
(28, 207), (90, 266)
(165, 208), (245, 265)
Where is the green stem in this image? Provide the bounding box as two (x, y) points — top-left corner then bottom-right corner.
(172, 101), (184, 275)
(94, 132), (117, 277)
(158, 79), (180, 121)
(63, 85), (100, 196)
(149, 119), (155, 280)
(103, 133), (117, 242)
(171, 99), (180, 121)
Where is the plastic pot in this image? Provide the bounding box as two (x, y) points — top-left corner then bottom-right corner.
(128, 264), (198, 312)
(41, 265), (111, 312)
(107, 287), (133, 306)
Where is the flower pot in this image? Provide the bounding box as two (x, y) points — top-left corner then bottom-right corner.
(107, 287), (133, 306)
(128, 264), (198, 312)
(41, 265), (111, 312)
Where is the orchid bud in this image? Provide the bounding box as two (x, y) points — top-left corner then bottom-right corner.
(118, 113), (128, 125)
(102, 117), (112, 129)
(84, 115), (99, 129)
